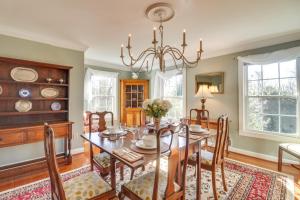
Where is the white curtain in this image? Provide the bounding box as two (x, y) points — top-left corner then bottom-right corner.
(84, 68), (118, 112)
(237, 46), (300, 64)
(153, 69), (179, 99)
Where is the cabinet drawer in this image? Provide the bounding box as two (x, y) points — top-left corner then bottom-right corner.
(27, 125), (68, 142)
(0, 131), (25, 147)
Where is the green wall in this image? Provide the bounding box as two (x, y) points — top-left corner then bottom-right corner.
(186, 40), (300, 159)
(0, 34), (85, 166)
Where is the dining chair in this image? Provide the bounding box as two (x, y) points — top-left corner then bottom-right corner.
(118, 124), (190, 200)
(190, 109), (210, 149)
(44, 123), (116, 200)
(190, 108), (210, 129)
(88, 111), (124, 180)
(188, 114), (229, 200)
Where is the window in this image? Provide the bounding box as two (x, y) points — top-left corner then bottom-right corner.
(90, 75), (116, 113)
(163, 73), (184, 120)
(239, 58), (300, 140)
(84, 69), (118, 118)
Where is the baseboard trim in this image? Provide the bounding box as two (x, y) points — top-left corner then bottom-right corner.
(71, 147), (84, 155)
(229, 146), (300, 165)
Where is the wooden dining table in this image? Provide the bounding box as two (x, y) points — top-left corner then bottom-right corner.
(81, 128), (211, 200)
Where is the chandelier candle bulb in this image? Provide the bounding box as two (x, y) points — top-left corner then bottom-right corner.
(200, 39), (203, 51)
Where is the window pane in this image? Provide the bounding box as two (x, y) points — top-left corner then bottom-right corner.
(248, 65), (261, 80)
(263, 79), (279, 95)
(280, 116), (296, 134)
(248, 98), (261, 113)
(280, 60), (296, 78)
(263, 115), (279, 132)
(262, 63), (278, 79)
(262, 98), (279, 114)
(280, 98), (297, 115)
(247, 113), (262, 131)
(248, 81), (262, 96)
(280, 78), (297, 96)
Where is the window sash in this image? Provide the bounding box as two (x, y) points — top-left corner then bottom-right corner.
(242, 59), (300, 138)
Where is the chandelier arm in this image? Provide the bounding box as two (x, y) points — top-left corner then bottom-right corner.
(166, 51), (183, 70)
(165, 47), (184, 61)
(128, 47), (156, 65)
(121, 56), (134, 67)
(135, 53), (155, 73)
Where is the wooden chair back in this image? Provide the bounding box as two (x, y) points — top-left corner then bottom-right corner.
(213, 115), (229, 165)
(152, 123), (190, 200)
(189, 109), (210, 129)
(88, 111), (114, 133)
(44, 123), (66, 200)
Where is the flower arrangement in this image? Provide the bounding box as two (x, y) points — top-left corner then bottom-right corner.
(142, 98), (172, 118)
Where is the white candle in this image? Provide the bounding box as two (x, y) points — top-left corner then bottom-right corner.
(121, 44), (124, 57)
(128, 34), (131, 47)
(153, 27), (157, 41)
(199, 38), (203, 51)
(183, 29), (186, 45)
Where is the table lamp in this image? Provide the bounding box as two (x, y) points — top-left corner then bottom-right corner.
(195, 85), (213, 110)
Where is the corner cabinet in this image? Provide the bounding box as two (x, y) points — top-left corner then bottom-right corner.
(120, 80), (149, 126)
(0, 56), (73, 179)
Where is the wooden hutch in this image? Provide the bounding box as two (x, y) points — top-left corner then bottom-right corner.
(120, 79), (149, 126)
(0, 57), (73, 179)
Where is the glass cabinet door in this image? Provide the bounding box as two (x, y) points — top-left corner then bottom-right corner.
(125, 84), (144, 108)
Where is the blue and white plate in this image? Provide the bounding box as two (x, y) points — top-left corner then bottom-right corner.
(51, 102), (61, 111)
(19, 88), (31, 98)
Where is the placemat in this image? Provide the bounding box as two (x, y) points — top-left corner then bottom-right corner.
(178, 132), (207, 140)
(112, 147), (143, 163)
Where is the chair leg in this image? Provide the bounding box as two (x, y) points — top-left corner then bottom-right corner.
(221, 163), (227, 191)
(212, 170), (218, 200)
(118, 191), (125, 200)
(89, 143), (94, 171)
(130, 168), (135, 180)
(120, 165), (124, 181)
(278, 147), (283, 172)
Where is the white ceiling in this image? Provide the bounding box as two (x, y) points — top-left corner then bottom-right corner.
(0, 0), (299, 69)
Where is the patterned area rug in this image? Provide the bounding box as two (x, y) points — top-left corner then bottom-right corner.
(0, 159), (294, 200)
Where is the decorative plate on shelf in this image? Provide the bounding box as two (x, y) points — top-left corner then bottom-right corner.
(15, 100), (32, 112)
(0, 85), (2, 96)
(10, 67), (38, 82)
(19, 88), (32, 98)
(41, 88), (59, 98)
(51, 102), (61, 111)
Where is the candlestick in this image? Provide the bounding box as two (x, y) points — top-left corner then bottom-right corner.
(200, 38), (203, 51)
(183, 29), (186, 46)
(128, 34), (131, 47)
(121, 44), (124, 57)
(153, 27), (157, 42)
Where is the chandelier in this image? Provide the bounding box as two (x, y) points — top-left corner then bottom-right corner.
(120, 2), (204, 74)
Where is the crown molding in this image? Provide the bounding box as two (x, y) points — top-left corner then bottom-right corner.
(0, 25), (88, 52)
(84, 58), (131, 71)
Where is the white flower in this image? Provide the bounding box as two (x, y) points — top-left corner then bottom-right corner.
(153, 98), (163, 106)
(161, 100), (172, 110)
(142, 99), (152, 109)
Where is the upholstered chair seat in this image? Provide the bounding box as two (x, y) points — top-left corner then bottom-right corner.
(190, 150), (213, 166)
(94, 152), (112, 168)
(123, 171), (180, 200)
(63, 171), (112, 200)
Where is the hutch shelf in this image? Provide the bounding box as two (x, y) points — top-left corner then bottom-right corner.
(0, 56), (73, 179)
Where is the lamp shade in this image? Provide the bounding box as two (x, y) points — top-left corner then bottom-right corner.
(195, 85), (213, 98)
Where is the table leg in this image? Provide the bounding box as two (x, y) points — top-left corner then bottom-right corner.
(110, 156), (116, 190)
(196, 142), (201, 200)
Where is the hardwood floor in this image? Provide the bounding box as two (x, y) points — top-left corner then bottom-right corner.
(0, 148), (299, 199)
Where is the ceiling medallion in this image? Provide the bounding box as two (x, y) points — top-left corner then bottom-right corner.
(120, 2), (203, 75)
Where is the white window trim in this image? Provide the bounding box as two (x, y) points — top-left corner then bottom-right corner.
(238, 47), (300, 142)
